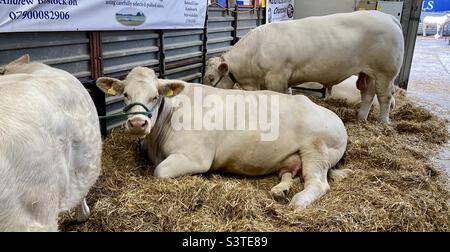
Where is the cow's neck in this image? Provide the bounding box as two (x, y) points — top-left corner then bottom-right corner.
(221, 54), (240, 88)
(147, 97), (173, 164)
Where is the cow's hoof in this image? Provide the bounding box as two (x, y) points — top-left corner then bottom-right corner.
(270, 185), (289, 202)
(289, 194), (310, 209)
(75, 198), (91, 222)
(357, 112), (369, 121)
(380, 118), (391, 124)
(287, 88), (293, 95)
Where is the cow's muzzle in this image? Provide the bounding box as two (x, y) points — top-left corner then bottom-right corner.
(127, 117), (149, 135)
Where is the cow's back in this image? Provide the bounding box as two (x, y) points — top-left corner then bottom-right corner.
(173, 84), (347, 176)
(0, 73), (101, 230)
(226, 11), (404, 86)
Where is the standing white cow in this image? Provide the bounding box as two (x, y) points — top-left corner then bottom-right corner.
(0, 55), (102, 231)
(204, 10), (404, 123)
(97, 67), (350, 209)
(422, 14), (450, 38)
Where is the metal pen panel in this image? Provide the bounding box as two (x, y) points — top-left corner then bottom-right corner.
(164, 29), (204, 83)
(0, 32), (91, 81)
(101, 30), (160, 78)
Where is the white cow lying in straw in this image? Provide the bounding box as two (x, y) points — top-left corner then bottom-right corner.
(97, 67), (350, 209)
(204, 10), (404, 123)
(422, 14), (450, 38)
(0, 55), (102, 231)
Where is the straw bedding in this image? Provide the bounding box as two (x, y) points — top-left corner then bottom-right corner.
(60, 90), (450, 231)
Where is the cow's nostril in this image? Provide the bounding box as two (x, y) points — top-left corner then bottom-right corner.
(127, 120), (134, 128)
(142, 120), (148, 127)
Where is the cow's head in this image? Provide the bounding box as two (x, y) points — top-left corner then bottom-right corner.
(204, 56), (235, 89)
(96, 67), (184, 136)
(1, 54), (30, 75)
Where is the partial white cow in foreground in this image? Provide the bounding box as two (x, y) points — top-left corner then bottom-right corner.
(422, 14), (450, 38)
(97, 67), (350, 209)
(0, 55), (102, 231)
(204, 10), (404, 123)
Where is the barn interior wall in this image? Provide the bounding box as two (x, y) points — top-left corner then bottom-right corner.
(294, 0), (356, 19)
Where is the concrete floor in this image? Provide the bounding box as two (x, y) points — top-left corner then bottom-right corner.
(408, 36), (450, 176)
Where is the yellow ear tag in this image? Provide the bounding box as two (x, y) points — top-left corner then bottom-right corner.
(166, 89), (174, 97)
(107, 87), (116, 96)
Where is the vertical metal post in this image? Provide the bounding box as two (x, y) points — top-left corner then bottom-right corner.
(262, 6), (266, 25)
(89, 32), (100, 78)
(201, 10), (209, 83)
(256, 6), (261, 26)
(89, 31), (107, 138)
(158, 30), (166, 79)
(397, 0), (423, 90)
(232, 4), (239, 44)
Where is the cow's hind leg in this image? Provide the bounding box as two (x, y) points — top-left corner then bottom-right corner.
(290, 143), (331, 209)
(435, 24), (442, 39)
(154, 153), (212, 178)
(271, 154), (302, 201)
(325, 87), (333, 99)
(271, 173), (294, 201)
(375, 77), (395, 123)
(357, 75), (376, 121)
(264, 72), (289, 93)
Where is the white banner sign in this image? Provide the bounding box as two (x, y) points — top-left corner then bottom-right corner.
(0, 0), (208, 32)
(266, 0), (294, 24)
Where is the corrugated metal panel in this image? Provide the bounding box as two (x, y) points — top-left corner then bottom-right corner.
(166, 62), (204, 83)
(237, 8), (259, 39)
(101, 30), (160, 78)
(0, 32), (91, 80)
(165, 30), (203, 63)
(207, 7), (234, 57)
(164, 29), (204, 83)
(105, 95), (127, 131)
(417, 11), (450, 35)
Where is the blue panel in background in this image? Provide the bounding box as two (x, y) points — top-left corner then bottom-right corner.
(217, 0), (227, 7)
(422, 0), (450, 12)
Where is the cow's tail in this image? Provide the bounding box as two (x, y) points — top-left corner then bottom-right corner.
(390, 15), (402, 30)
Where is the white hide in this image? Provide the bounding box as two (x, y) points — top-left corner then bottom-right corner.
(97, 67), (349, 209)
(0, 56), (102, 231)
(205, 10), (404, 123)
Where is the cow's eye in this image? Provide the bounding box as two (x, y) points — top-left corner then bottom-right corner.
(123, 93), (129, 99)
(149, 97), (157, 103)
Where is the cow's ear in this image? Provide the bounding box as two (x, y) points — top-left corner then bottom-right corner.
(7, 54), (30, 67)
(158, 80), (185, 97)
(218, 62), (229, 75)
(96, 77), (124, 96)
